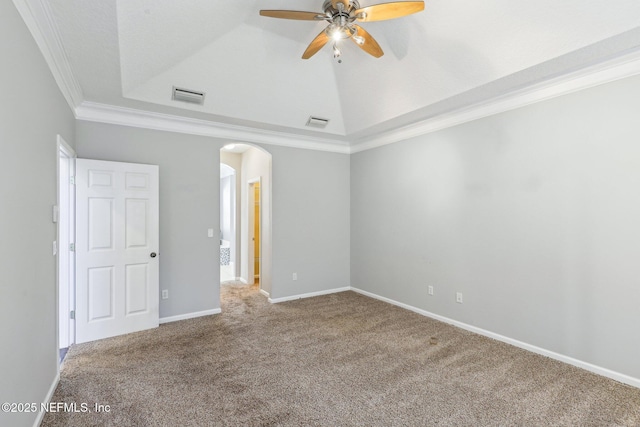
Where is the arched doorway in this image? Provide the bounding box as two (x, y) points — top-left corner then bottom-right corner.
(220, 143), (273, 297)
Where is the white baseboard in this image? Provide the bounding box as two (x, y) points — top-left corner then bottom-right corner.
(33, 371), (60, 427)
(350, 287), (640, 389)
(159, 308), (221, 324)
(268, 287), (351, 304)
(259, 289), (270, 298)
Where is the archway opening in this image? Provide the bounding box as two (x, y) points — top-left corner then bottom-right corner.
(220, 143), (273, 298)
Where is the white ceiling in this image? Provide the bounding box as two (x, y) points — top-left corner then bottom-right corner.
(45, 0), (640, 149)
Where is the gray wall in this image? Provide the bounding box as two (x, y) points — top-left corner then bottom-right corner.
(76, 122), (352, 312)
(0, 2), (76, 426)
(351, 73), (640, 380)
(220, 175), (233, 250)
(270, 145), (351, 299)
(76, 122), (221, 319)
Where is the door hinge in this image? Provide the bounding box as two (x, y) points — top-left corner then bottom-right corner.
(70, 176), (76, 185)
(69, 243), (75, 252)
(69, 310), (75, 320)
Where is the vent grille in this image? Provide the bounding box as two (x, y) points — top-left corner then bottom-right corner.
(172, 87), (205, 105)
(306, 116), (330, 128)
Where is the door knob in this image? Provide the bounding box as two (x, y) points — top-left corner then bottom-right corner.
(150, 252), (157, 258)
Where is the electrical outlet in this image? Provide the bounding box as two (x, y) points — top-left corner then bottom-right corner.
(456, 292), (463, 304)
(162, 290), (169, 299)
(292, 272), (298, 281)
(428, 286), (434, 296)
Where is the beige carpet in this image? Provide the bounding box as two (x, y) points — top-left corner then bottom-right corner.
(43, 283), (640, 426)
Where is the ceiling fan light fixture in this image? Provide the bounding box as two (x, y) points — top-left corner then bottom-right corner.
(333, 43), (342, 58)
(352, 34), (365, 45)
(327, 24), (350, 41)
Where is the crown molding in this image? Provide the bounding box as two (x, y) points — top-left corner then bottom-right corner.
(76, 102), (351, 154)
(16, 0), (640, 155)
(76, 42), (640, 155)
(349, 48), (640, 154)
(13, 0), (83, 112)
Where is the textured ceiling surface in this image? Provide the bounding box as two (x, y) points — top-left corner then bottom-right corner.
(47, 0), (640, 143)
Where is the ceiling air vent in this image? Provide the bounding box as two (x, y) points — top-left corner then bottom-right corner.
(172, 86), (205, 105)
(306, 116), (329, 129)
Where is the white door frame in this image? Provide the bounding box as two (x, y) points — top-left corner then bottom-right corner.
(248, 177), (261, 288)
(56, 135), (76, 356)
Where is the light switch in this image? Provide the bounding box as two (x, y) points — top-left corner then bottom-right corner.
(208, 229), (214, 238)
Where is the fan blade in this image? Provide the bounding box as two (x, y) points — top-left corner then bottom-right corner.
(355, 1), (424, 22)
(351, 25), (384, 58)
(260, 10), (325, 20)
(302, 30), (331, 59)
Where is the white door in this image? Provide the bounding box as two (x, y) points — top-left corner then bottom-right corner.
(75, 159), (159, 344)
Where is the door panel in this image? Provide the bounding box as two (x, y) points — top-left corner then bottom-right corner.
(125, 199), (148, 248)
(88, 198), (114, 250)
(125, 264), (148, 314)
(76, 159), (159, 344)
(88, 267), (114, 321)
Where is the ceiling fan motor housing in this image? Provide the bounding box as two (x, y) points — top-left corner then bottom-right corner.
(322, 0), (360, 18)
(323, 0), (361, 40)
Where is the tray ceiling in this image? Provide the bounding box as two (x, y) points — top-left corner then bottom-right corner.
(42, 0), (640, 148)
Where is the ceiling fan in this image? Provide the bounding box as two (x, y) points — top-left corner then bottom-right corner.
(260, 0), (424, 60)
